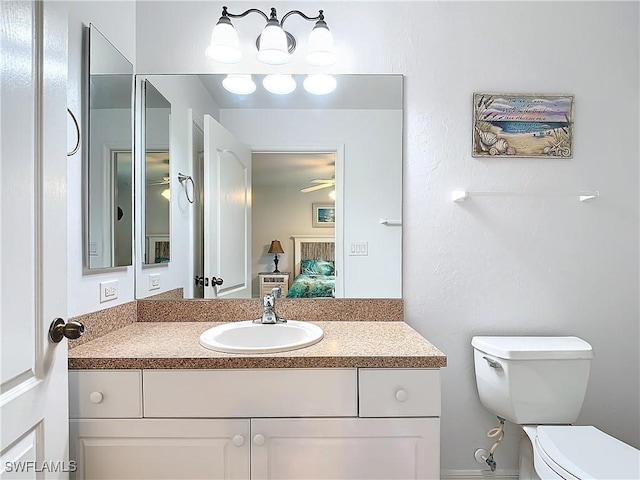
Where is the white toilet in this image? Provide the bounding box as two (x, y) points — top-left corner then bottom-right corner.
(472, 336), (640, 480)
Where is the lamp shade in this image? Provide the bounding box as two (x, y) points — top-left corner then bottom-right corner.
(305, 20), (336, 66)
(206, 19), (241, 63)
(268, 240), (284, 254)
(257, 21), (291, 65)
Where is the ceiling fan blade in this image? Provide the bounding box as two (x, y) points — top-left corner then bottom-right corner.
(301, 183), (333, 193)
(309, 178), (334, 184)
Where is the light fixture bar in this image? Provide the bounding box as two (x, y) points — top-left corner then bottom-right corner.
(206, 6), (335, 66)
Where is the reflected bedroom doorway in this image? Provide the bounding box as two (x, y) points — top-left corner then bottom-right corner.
(191, 140), (339, 299)
(251, 152), (336, 298)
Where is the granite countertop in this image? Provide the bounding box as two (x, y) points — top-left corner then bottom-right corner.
(68, 321), (447, 370)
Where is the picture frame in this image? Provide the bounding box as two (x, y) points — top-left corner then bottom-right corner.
(472, 93), (574, 158)
(312, 203), (335, 228)
(146, 234), (170, 263)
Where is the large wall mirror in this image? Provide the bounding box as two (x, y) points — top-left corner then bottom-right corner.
(141, 80), (171, 265)
(136, 74), (402, 299)
(83, 24), (133, 270)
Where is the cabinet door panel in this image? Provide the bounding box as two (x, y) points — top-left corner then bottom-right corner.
(251, 418), (440, 480)
(70, 419), (249, 479)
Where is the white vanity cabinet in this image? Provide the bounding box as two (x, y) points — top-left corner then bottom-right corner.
(69, 368), (441, 480)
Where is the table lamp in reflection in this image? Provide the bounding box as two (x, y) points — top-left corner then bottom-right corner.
(268, 240), (284, 273)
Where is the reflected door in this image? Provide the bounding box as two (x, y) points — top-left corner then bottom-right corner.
(1, 0), (70, 473)
(204, 115), (252, 298)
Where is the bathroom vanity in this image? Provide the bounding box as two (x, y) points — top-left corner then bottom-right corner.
(68, 321), (446, 479)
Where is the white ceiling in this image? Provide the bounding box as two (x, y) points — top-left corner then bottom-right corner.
(252, 152), (335, 191)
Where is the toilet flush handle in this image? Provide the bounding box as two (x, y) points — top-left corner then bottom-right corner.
(483, 356), (502, 369)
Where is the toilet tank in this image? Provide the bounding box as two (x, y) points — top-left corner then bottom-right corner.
(471, 336), (593, 424)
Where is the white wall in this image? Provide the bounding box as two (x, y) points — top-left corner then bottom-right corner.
(252, 183), (334, 295)
(135, 1), (639, 475)
(67, 1), (136, 317)
(222, 108), (402, 298)
(134, 75), (221, 299)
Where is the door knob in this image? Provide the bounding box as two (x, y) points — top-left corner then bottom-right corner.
(48, 318), (85, 343)
(211, 277), (223, 286)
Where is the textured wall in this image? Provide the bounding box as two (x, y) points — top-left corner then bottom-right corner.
(133, 1), (640, 475)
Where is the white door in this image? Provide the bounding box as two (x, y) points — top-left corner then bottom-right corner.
(1, 1), (70, 477)
(203, 115), (251, 299)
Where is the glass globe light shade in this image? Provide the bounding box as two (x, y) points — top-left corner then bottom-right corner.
(205, 21), (241, 63)
(263, 74), (296, 95)
(257, 23), (291, 65)
(303, 74), (337, 95)
(305, 22), (336, 66)
(222, 75), (256, 95)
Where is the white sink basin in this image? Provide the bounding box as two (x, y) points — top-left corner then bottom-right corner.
(199, 320), (324, 354)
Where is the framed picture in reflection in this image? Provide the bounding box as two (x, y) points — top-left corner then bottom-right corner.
(312, 203), (335, 228)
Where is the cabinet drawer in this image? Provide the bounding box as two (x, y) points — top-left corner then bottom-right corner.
(69, 370), (142, 419)
(359, 369), (440, 417)
(143, 369), (357, 418)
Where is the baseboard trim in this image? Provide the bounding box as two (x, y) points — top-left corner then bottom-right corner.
(441, 469), (519, 480)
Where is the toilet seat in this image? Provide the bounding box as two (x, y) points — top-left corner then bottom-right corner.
(534, 425), (640, 480)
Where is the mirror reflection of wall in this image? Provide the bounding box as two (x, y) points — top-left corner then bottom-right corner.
(142, 81), (171, 265)
(85, 24), (133, 270)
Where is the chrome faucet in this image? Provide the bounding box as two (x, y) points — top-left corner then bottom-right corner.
(256, 288), (286, 324)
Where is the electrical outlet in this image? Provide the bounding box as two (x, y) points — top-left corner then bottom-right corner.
(349, 242), (368, 256)
(100, 280), (119, 303)
(149, 273), (161, 291)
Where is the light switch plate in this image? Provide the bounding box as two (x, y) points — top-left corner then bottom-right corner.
(349, 242), (368, 256)
(149, 273), (161, 291)
(100, 280), (119, 303)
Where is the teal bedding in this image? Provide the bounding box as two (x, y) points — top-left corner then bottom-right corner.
(286, 274), (335, 298)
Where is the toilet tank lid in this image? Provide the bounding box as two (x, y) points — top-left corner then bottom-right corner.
(471, 336), (593, 360)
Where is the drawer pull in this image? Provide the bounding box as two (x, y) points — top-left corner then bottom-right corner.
(89, 391), (104, 404)
(253, 434), (265, 446)
(232, 435), (245, 447)
(395, 389), (408, 402)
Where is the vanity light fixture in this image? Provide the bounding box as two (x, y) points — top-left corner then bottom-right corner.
(222, 74), (257, 95)
(303, 74), (337, 95)
(263, 74), (297, 95)
(206, 6), (336, 66)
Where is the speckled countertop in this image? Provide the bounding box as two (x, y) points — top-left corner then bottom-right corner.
(68, 321), (447, 369)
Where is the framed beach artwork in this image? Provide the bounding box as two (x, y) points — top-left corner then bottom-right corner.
(312, 203), (335, 228)
(472, 93), (574, 158)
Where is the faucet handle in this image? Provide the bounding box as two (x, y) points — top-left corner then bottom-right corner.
(271, 286), (282, 298)
(263, 294), (275, 308)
